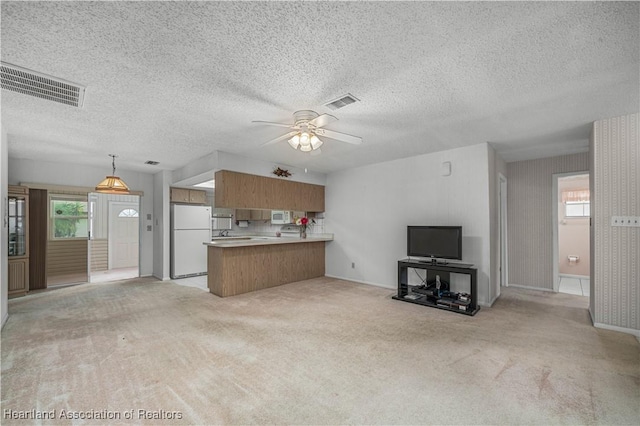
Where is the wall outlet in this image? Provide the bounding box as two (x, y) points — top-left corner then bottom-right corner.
(611, 216), (640, 227)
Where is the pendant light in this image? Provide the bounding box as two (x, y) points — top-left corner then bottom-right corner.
(95, 154), (130, 194)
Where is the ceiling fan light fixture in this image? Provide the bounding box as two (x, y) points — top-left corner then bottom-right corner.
(300, 144), (312, 152)
(95, 154), (130, 194)
(299, 132), (310, 146)
(288, 134), (300, 149)
(310, 135), (323, 150)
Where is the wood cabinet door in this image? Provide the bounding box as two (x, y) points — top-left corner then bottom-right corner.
(8, 258), (29, 296)
(235, 209), (251, 220)
(189, 190), (206, 204)
(248, 209), (270, 221)
(170, 188), (190, 203)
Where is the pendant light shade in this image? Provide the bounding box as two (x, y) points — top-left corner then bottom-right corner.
(95, 154), (130, 194)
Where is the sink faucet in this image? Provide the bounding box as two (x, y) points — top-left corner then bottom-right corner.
(217, 230), (229, 237)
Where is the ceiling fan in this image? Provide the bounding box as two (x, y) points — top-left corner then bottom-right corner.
(253, 110), (362, 154)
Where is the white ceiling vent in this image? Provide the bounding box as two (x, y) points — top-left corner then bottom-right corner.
(324, 93), (359, 110)
(1, 62), (86, 108)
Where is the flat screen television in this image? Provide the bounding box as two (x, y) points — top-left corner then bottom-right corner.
(407, 226), (462, 261)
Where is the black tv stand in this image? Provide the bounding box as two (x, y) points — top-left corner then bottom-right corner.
(393, 259), (480, 316)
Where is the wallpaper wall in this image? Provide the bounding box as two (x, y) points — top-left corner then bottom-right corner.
(507, 152), (589, 289)
(591, 113), (639, 332)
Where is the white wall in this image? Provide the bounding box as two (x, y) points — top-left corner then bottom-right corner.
(8, 158), (155, 277)
(1, 130), (8, 328)
(325, 143), (493, 306)
(153, 170), (171, 280)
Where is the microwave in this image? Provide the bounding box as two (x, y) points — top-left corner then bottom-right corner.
(271, 210), (293, 224)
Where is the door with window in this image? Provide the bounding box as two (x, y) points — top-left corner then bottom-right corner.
(109, 202), (139, 269)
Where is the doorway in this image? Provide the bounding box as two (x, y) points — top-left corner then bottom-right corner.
(88, 194), (140, 283)
(553, 172), (590, 296)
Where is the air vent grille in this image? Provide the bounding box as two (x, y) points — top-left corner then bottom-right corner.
(1, 62), (85, 107)
(324, 93), (359, 110)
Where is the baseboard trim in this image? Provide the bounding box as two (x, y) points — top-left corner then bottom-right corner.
(594, 322), (640, 339)
(509, 284), (555, 292)
(324, 274), (394, 290)
(560, 274), (590, 279)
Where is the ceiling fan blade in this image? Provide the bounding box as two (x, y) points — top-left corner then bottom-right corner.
(262, 131), (298, 146)
(315, 128), (362, 145)
(252, 120), (294, 128)
(308, 113), (337, 128)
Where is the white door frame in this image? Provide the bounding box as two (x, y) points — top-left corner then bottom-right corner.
(108, 200), (140, 270)
(498, 173), (508, 290)
(552, 171), (589, 292)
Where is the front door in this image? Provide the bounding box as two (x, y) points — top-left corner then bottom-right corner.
(109, 202), (139, 269)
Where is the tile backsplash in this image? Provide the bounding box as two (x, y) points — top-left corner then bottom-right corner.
(231, 217), (325, 235)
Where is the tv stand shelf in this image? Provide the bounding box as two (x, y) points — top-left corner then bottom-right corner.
(393, 259), (480, 316)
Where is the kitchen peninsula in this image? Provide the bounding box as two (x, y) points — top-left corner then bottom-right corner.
(205, 236), (333, 297)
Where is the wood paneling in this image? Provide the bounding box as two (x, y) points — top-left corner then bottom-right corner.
(90, 239), (108, 272)
(507, 153), (589, 289)
(215, 170), (325, 212)
(207, 241), (325, 297)
(47, 239), (88, 279)
(28, 188), (47, 290)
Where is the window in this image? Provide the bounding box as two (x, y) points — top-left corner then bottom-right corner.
(562, 189), (590, 218)
(118, 208), (138, 217)
(50, 196), (89, 239)
(565, 201), (590, 217)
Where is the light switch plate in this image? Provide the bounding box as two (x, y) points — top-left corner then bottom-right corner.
(611, 216), (640, 227)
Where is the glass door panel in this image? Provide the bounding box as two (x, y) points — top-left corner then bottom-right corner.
(8, 197), (27, 257)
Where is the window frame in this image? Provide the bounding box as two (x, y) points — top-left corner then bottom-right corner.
(564, 200), (590, 218)
(49, 194), (90, 240)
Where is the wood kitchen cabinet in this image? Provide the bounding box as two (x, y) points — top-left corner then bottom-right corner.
(235, 209), (251, 220)
(189, 190), (207, 204)
(8, 185), (29, 297)
(215, 170), (325, 212)
(170, 187), (207, 205)
(235, 209), (270, 221)
(250, 209), (271, 221)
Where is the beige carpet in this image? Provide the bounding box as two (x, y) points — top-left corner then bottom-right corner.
(1, 277), (639, 425)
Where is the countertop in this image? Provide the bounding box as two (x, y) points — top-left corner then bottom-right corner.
(204, 235), (333, 248)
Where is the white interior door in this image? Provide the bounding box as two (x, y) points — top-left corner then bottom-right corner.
(109, 202), (139, 269)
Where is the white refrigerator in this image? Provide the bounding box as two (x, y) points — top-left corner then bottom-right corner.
(171, 204), (212, 278)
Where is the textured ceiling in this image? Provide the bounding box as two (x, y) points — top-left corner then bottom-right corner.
(1, 1), (638, 174)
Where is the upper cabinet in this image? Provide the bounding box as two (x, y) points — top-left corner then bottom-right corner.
(170, 187), (207, 205)
(215, 170), (325, 212)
